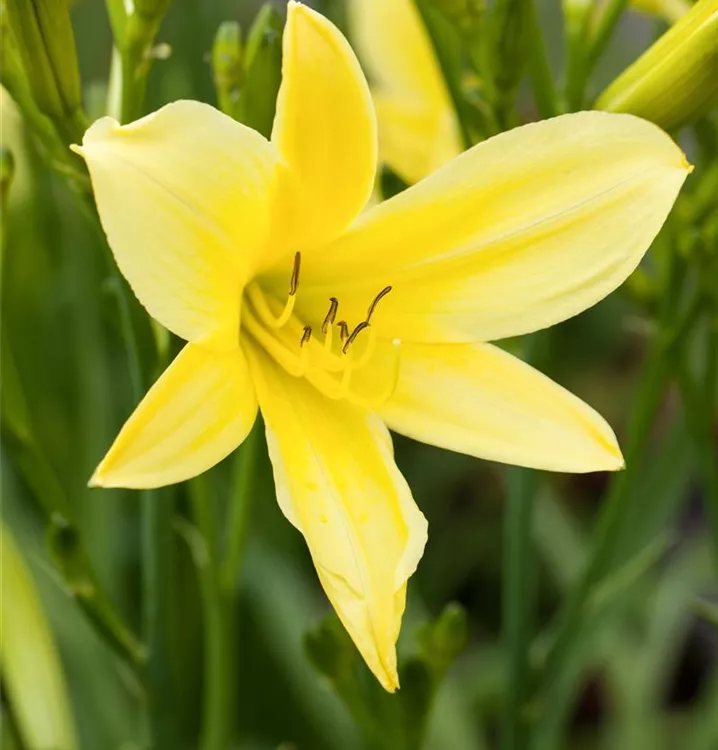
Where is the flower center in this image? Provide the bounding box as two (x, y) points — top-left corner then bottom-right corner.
(243, 252), (401, 409)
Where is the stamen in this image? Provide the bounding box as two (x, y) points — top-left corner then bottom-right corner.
(244, 252), (301, 329)
(343, 321), (370, 354)
(321, 338), (402, 409)
(366, 285), (392, 322)
(289, 251), (301, 296)
(338, 321), (350, 342)
(321, 297), (339, 334)
(300, 325), (312, 347)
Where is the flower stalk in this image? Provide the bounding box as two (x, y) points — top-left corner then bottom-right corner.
(3, 0), (88, 145)
(531, 260), (703, 749)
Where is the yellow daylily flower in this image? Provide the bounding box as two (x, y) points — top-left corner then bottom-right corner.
(348, 0), (462, 184)
(74, 1), (690, 691)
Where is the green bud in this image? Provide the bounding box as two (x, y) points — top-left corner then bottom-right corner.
(432, 602), (469, 660)
(596, 0), (718, 131)
(304, 616), (355, 682)
(1, 522), (78, 750)
(417, 602), (469, 673)
(212, 21), (243, 120)
(0, 147), (15, 207)
(242, 3), (283, 138)
(431, 0), (485, 34)
(133, 0), (173, 18)
(4, 0), (83, 130)
(46, 514), (95, 598)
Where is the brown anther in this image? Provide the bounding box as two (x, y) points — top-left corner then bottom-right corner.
(289, 251), (302, 296)
(366, 285), (392, 322)
(321, 297), (339, 334)
(343, 321), (370, 354)
(300, 325), (312, 347)
(338, 321), (350, 341)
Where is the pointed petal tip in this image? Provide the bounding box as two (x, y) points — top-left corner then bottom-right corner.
(69, 143), (84, 157)
(87, 471), (104, 489)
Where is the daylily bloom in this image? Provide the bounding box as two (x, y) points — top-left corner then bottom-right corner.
(74, 1), (689, 691)
(348, 0), (462, 184)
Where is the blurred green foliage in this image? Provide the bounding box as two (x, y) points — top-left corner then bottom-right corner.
(1, 1), (717, 749)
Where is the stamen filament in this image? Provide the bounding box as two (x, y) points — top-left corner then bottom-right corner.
(340, 347), (354, 397)
(245, 251), (301, 329)
(246, 283), (296, 329)
(353, 325), (376, 369)
(343, 321), (369, 354)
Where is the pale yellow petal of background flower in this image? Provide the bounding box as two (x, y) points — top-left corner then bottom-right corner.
(348, 0), (450, 108)
(269, 1), (377, 256)
(374, 93), (461, 185)
(299, 112), (690, 344)
(247, 344), (427, 691)
(347, 0), (460, 183)
(371, 341), (623, 472)
(75, 101), (278, 351)
(91, 344), (257, 489)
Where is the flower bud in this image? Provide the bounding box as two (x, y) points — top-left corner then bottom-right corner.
(212, 21), (243, 120)
(4, 0), (83, 128)
(432, 0), (485, 34)
(596, 0), (718, 131)
(133, 0), (174, 18)
(241, 4), (283, 138)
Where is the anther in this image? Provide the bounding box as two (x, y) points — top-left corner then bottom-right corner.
(300, 325), (312, 347)
(342, 321), (370, 354)
(321, 297), (339, 334)
(366, 285), (392, 322)
(289, 251), (301, 296)
(338, 321), (350, 342)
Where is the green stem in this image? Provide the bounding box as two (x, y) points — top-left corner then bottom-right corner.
(676, 323), (718, 569)
(222, 419), (263, 590)
(588, 0), (631, 70)
(112, 7), (167, 124)
(413, 0), (474, 149)
(190, 478), (235, 750)
(502, 466), (540, 749)
(528, 0), (560, 118)
(532, 280), (701, 750)
(487, 0), (533, 128)
(502, 332), (549, 747)
(141, 489), (177, 750)
(563, 8), (590, 110)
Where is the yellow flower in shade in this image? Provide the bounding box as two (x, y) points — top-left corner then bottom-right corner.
(74, 1), (689, 691)
(348, 0), (462, 184)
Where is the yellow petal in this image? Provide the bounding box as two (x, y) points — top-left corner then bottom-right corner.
(348, 0), (460, 182)
(246, 342), (427, 691)
(372, 341), (623, 472)
(348, 0), (451, 109)
(374, 92), (462, 185)
(269, 1), (377, 254)
(91, 343), (257, 489)
(298, 112), (690, 344)
(75, 101), (278, 351)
